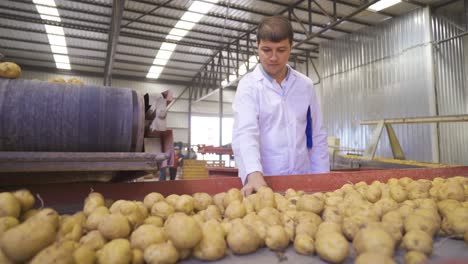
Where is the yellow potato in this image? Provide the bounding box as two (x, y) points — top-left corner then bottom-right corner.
(437, 181), (464, 201)
(404, 214), (438, 236)
(83, 192), (105, 216)
(164, 212), (202, 249)
(144, 242), (179, 264)
(0, 218), (57, 262)
(144, 216), (164, 227)
(97, 214), (131, 240)
(297, 194), (324, 214)
(295, 221), (318, 238)
(57, 212), (84, 242)
(0, 62), (21, 78)
(20, 208), (38, 221)
(203, 205), (222, 222)
(130, 224), (167, 251)
(265, 225), (289, 251)
(79, 230), (106, 251)
(0, 248), (13, 264)
(322, 206), (342, 224)
(48, 77), (66, 83)
(28, 208), (60, 227)
(443, 207), (468, 238)
(178, 248), (191, 260)
(404, 251), (428, 264)
(258, 207), (282, 226)
(151, 201), (174, 220)
(355, 252), (396, 264)
(12, 189), (35, 213)
(365, 184), (382, 203)
(374, 198), (398, 217)
(30, 240), (77, 264)
(254, 187), (276, 211)
(0, 217), (19, 237)
(192, 192), (213, 211)
(224, 200), (246, 220)
(389, 185), (407, 203)
(402, 230), (433, 255)
(353, 226), (395, 256)
(67, 78), (84, 85)
(85, 206), (109, 231)
(213, 192), (226, 214)
(143, 192), (165, 210)
(223, 188), (243, 208)
(0, 192), (21, 218)
(316, 222), (342, 238)
(226, 219), (261, 254)
(175, 194), (195, 214)
(165, 194), (180, 207)
(73, 245), (96, 264)
(315, 232), (349, 264)
(97, 239), (132, 264)
(135, 201), (149, 219)
(193, 219), (226, 261)
(110, 200), (145, 229)
(296, 211), (322, 226)
(294, 233), (314, 255)
(242, 213), (267, 245)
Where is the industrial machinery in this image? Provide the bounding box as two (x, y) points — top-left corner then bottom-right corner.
(0, 78), (173, 185)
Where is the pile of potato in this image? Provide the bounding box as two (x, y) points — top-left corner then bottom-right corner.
(0, 176), (467, 264)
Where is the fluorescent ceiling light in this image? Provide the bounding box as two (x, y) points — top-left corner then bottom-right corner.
(189, 1), (215, 14)
(45, 25), (64, 35)
(33, 0), (56, 6)
(55, 62), (71, 69)
(368, 0), (401, 12)
(47, 34), (67, 46)
(166, 34), (183, 41)
(146, 72), (161, 79)
(168, 28), (189, 37)
(181, 11), (204, 23)
(175, 20), (196, 30)
(153, 58), (169, 66)
(36, 5), (59, 16)
(50, 45), (68, 54)
(160, 42), (177, 51)
(156, 50), (173, 60)
(39, 14), (61, 22)
(149, 66), (164, 74)
(53, 54), (70, 63)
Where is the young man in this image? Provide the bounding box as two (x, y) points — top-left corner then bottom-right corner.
(232, 15), (330, 196)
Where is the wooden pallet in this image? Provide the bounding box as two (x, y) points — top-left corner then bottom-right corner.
(182, 160), (208, 179)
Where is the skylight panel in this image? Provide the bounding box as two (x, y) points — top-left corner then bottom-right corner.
(368, 0), (401, 12)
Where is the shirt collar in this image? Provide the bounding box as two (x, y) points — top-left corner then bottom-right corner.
(258, 64), (291, 84)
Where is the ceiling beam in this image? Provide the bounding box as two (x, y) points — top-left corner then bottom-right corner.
(103, 0), (125, 86)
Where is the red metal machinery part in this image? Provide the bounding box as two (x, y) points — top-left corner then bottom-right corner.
(5, 166), (468, 211)
(197, 144), (233, 155)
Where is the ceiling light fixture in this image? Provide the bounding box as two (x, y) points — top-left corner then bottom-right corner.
(368, 0), (401, 12)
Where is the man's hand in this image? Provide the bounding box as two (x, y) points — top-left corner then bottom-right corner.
(241, 171), (267, 196)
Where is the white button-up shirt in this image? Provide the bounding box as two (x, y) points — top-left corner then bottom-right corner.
(232, 64), (330, 184)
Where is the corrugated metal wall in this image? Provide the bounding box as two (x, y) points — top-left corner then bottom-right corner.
(320, 7), (438, 162)
(432, 14), (468, 165)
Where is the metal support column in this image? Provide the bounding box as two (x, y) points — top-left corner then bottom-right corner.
(465, 0), (468, 30)
(103, 0), (125, 86)
(188, 86), (193, 153)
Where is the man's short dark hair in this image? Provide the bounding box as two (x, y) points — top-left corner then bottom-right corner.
(257, 15), (293, 45)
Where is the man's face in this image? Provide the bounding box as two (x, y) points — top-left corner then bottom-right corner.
(257, 38), (291, 79)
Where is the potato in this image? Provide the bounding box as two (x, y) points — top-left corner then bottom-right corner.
(404, 251), (428, 264)
(325, 195), (343, 207)
(242, 213), (267, 245)
(0, 218), (57, 262)
(12, 189), (35, 213)
(437, 181), (464, 201)
(0, 248), (13, 264)
(98, 214), (131, 240)
(175, 194), (195, 214)
(79, 230), (106, 251)
(110, 200), (145, 229)
(165, 194), (180, 207)
(0, 217), (19, 237)
(224, 200), (246, 219)
(404, 214), (438, 236)
(73, 246), (96, 264)
(178, 248), (191, 260)
(0, 192), (21, 218)
(57, 212), (85, 242)
(151, 201), (174, 220)
(365, 184), (382, 203)
(437, 199), (460, 217)
(193, 219), (226, 261)
(83, 192), (105, 216)
(283, 217), (295, 242)
(322, 206), (342, 224)
(443, 207), (468, 238)
(297, 194), (324, 214)
(397, 204), (414, 220)
(316, 222), (342, 238)
(0, 62), (21, 78)
(285, 188), (297, 199)
(244, 194), (256, 213)
(48, 77), (66, 83)
(265, 225), (289, 251)
(203, 205), (222, 222)
(30, 240), (77, 264)
(143, 192), (165, 210)
(258, 207), (282, 226)
(295, 220), (318, 238)
(135, 201), (149, 219)
(132, 248), (144, 264)
(192, 213), (205, 227)
(221, 220), (232, 236)
(403, 230), (432, 254)
(67, 78), (84, 85)
(255, 187), (276, 211)
(296, 211), (322, 226)
(226, 219), (261, 254)
(315, 232), (349, 264)
(20, 208), (38, 221)
(294, 233), (314, 255)
(342, 215), (375, 241)
(164, 212), (202, 249)
(144, 242), (179, 264)
(130, 224), (167, 251)
(399, 177), (413, 187)
(144, 216), (164, 227)
(85, 206), (109, 231)
(355, 252), (396, 264)
(374, 198), (398, 217)
(389, 184), (407, 203)
(382, 211), (403, 230)
(97, 239), (132, 264)
(353, 226), (395, 256)
(223, 188), (243, 208)
(213, 192), (226, 214)
(28, 208), (60, 227)
(193, 192), (213, 211)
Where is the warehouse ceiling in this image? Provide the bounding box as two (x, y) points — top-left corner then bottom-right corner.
(0, 0), (460, 97)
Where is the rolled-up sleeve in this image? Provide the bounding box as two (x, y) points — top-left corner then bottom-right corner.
(308, 82), (330, 173)
(232, 78), (263, 185)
